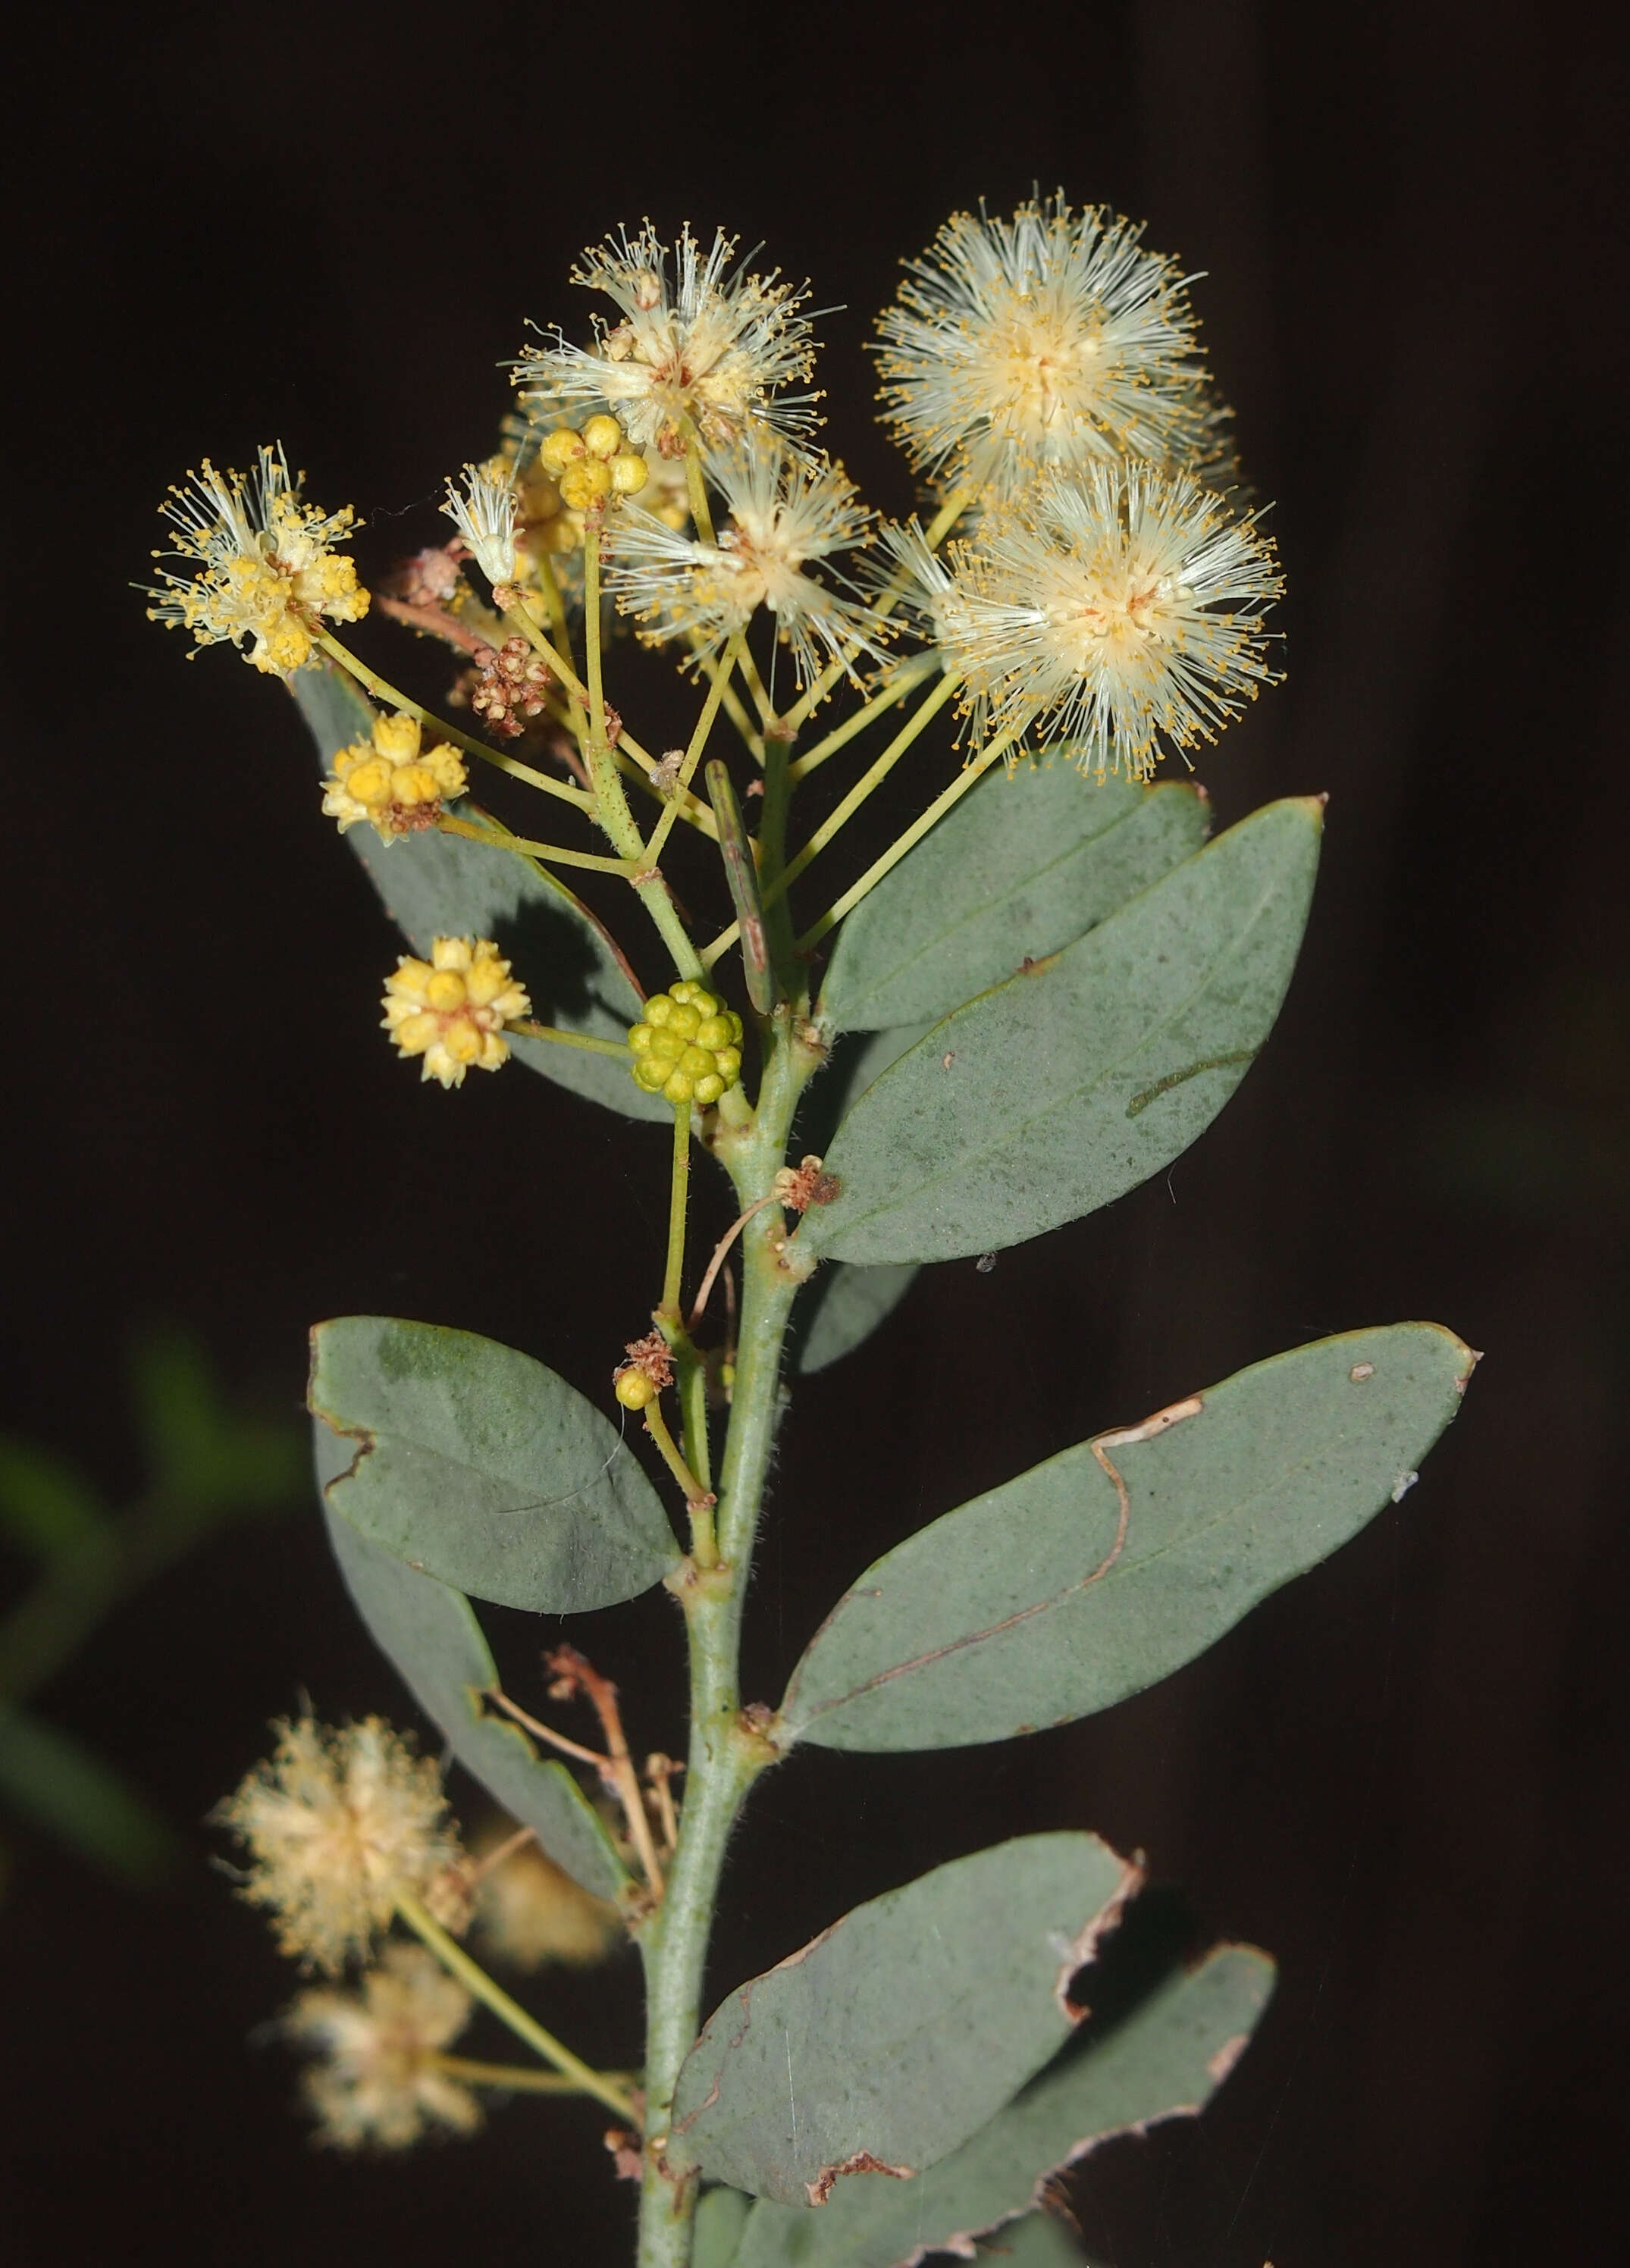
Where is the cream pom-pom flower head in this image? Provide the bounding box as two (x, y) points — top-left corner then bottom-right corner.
(218, 1716), (462, 1975)
(514, 221), (819, 456)
(942, 461), (1284, 780)
(382, 936), (531, 1089)
(284, 1943), (480, 2151)
(876, 196), (1216, 502)
(605, 443), (890, 686)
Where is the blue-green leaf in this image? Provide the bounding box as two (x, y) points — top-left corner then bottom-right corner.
(293, 666), (667, 1122)
(694, 2187), (754, 2268)
(779, 1324), (1475, 1752)
(793, 1263), (920, 1376)
(320, 1493), (625, 1900)
(819, 768), (1209, 1032)
(794, 799), (1321, 1266)
(309, 1317), (681, 1612)
(732, 1946), (1273, 2268)
(670, 1832), (1137, 2204)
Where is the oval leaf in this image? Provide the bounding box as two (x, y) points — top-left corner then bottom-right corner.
(793, 1263), (920, 1376)
(795, 798), (1322, 1266)
(318, 1480), (625, 1900)
(309, 1316), (681, 1612)
(694, 2188), (754, 2268)
(820, 768), (1209, 1032)
(780, 1324), (1475, 1752)
(670, 1831), (1138, 2204)
(732, 1945), (1273, 2268)
(293, 666), (669, 1123)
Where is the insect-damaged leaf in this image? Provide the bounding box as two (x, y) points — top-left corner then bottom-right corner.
(819, 766), (1210, 1033)
(318, 1488), (625, 1901)
(779, 1324), (1475, 1752)
(309, 1317), (681, 1613)
(730, 1945), (1274, 2268)
(669, 1831), (1138, 2205)
(793, 798), (1322, 1266)
(293, 666), (668, 1123)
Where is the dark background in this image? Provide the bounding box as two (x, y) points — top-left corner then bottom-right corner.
(5, 2), (1626, 2262)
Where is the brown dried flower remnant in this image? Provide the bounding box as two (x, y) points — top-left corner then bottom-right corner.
(218, 1715), (462, 1974)
(469, 634), (552, 737)
(385, 540), (468, 607)
(773, 1154), (840, 1212)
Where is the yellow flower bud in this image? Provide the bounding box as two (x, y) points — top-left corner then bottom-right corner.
(632, 1057), (672, 1092)
(581, 414), (625, 461)
(692, 1072), (725, 1106)
(627, 1023), (655, 1055)
(372, 713), (422, 763)
(615, 1370), (657, 1410)
(693, 1014), (733, 1050)
(425, 971), (468, 1013)
(343, 757), (394, 808)
(559, 459), (612, 511)
(392, 763), (440, 807)
(610, 452), (649, 496)
(538, 428), (586, 474)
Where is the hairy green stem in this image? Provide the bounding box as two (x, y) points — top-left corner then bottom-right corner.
(633, 1017), (820, 2268)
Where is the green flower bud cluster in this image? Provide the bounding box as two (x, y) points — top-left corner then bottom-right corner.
(628, 982), (744, 1107)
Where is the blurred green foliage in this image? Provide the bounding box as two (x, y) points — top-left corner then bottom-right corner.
(0, 1331), (302, 1890)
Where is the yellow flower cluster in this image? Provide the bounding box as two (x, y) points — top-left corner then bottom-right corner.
(382, 936), (530, 1089)
(322, 712), (466, 841)
(628, 981), (743, 1107)
(537, 413), (650, 513)
(147, 445), (368, 674)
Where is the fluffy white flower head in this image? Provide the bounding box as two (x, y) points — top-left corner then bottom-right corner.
(876, 197), (1213, 500)
(515, 223), (819, 454)
(605, 445), (889, 685)
(218, 1715), (462, 1974)
(443, 461), (517, 586)
(285, 1943), (479, 2150)
(946, 463), (1284, 778)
